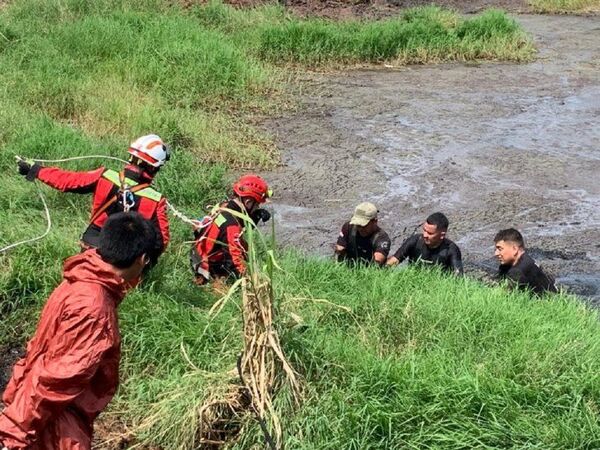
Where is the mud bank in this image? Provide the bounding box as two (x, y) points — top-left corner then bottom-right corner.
(264, 15), (600, 304)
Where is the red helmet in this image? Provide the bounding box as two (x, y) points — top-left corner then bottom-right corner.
(233, 174), (270, 203)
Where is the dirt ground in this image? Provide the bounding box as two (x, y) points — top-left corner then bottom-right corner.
(190, 0), (531, 17)
(262, 14), (600, 304)
(0, 344), (23, 401)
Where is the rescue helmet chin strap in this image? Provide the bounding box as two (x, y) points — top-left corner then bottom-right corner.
(126, 158), (157, 181)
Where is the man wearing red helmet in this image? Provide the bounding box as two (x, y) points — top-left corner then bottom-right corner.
(191, 174), (271, 284)
(17, 135), (170, 261)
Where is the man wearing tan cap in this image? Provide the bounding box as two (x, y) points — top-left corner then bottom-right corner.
(335, 202), (391, 266)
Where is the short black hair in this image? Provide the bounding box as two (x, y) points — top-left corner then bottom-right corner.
(98, 212), (156, 269)
(494, 228), (525, 248)
(426, 212), (449, 231)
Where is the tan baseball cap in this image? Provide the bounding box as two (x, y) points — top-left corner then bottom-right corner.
(350, 202), (378, 227)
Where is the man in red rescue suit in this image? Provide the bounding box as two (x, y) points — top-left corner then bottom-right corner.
(17, 134), (170, 260)
(191, 174), (271, 284)
(0, 212), (157, 450)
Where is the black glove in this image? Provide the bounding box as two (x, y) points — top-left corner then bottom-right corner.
(17, 158), (32, 176)
(251, 208), (271, 224)
(16, 158), (41, 181)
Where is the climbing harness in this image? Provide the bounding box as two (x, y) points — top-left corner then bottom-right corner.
(88, 170), (151, 224)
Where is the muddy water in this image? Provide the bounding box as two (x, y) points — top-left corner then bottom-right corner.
(264, 15), (600, 304)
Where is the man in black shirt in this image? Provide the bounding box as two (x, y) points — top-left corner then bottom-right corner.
(386, 212), (463, 275)
(494, 228), (557, 295)
(335, 202), (391, 266)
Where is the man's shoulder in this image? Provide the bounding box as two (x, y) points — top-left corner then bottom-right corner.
(373, 228), (390, 241)
(403, 233), (420, 246)
(218, 203), (243, 227)
(371, 228), (391, 252)
(443, 238), (461, 252)
(516, 253), (541, 274)
(57, 281), (116, 320)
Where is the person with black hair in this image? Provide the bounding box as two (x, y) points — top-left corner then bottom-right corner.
(386, 212), (463, 275)
(494, 228), (557, 295)
(0, 213), (156, 450)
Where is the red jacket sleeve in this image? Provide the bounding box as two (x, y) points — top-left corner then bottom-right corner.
(225, 224), (246, 275)
(36, 166), (105, 193)
(155, 197), (170, 250)
(0, 302), (113, 449)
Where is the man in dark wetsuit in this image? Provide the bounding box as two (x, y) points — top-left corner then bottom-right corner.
(335, 202), (391, 266)
(386, 212), (463, 275)
(494, 228), (557, 295)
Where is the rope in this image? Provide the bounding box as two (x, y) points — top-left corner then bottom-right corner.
(23, 154), (201, 225)
(165, 200), (202, 228)
(0, 182), (52, 254)
(30, 155), (129, 164)
(0, 154), (202, 253)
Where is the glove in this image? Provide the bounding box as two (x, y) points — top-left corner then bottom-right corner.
(16, 157), (41, 181)
(251, 208), (271, 224)
(17, 158), (32, 176)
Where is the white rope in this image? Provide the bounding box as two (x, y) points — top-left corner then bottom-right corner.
(166, 200), (202, 228)
(0, 183), (52, 254)
(29, 155), (129, 164)
(19, 154), (202, 226)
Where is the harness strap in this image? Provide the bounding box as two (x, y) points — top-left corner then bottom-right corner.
(89, 170), (151, 224)
(348, 224), (358, 258)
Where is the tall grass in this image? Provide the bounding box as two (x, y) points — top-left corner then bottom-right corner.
(105, 253), (600, 449)
(257, 8), (534, 65)
(529, 0), (600, 13)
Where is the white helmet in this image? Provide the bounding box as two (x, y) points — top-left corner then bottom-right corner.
(127, 134), (170, 168)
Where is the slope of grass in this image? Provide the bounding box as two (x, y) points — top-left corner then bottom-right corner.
(529, 0), (600, 13)
(0, 0), (535, 172)
(111, 255), (600, 449)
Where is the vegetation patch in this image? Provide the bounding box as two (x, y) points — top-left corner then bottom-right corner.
(257, 7), (534, 65)
(529, 0), (600, 13)
(99, 255), (600, 449)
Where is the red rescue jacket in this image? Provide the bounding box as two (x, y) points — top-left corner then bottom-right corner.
(192, 199), (248, 280)
(35, 164), (169, 250)
(0, 250), (128, 450)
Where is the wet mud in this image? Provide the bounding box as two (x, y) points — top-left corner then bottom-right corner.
(0, 344), (23, 397)
(264, 15), (600, 304)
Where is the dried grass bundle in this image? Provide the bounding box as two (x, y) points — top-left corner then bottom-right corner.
(237, 272), (301, 449)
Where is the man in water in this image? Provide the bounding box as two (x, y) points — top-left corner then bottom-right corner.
(494, 228), (557, 295)
(386, 212), (463, 275)
(335, 202), (391, 267)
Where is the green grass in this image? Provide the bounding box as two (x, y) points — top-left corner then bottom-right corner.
(257, 8), (534, 65)
(0, 1), (534, 172)
(103, 254), (600, 449)
(529, 0), (600, 13)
